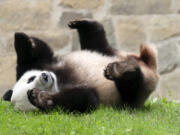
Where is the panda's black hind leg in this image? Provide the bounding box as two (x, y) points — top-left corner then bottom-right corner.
(27, 87), (99, 113)
(68, 19), (116, 56)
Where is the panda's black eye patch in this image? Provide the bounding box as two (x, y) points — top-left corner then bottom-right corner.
(27, 76), (36, 83)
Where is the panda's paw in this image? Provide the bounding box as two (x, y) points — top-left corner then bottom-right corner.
(68, 19), (93, 29)
(104, 58), (140, 81)
(104, 62), (122, 80)
(27, 89), (39, 106)
(27, 89), (54, 111)
(68, 19), (102, 30)
(104, 63), (114, 80)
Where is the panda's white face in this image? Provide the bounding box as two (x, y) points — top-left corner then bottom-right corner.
(11, 70), (59, 111)
(21, 71), (56, 91)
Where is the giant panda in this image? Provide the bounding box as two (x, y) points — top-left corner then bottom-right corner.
(11, 70), (58, 111)
(3, 19), (159, 112)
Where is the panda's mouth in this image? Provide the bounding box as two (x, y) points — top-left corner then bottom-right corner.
(39, 72), (54, 90)
(41, 72), (54, 83)
(42, 73), (48, 82)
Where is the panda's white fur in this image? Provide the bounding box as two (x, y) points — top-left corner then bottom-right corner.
(11, 70), (59, 111)
(58, 50), (122, 105)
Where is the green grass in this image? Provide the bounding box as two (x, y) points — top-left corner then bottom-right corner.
(0, 99), (179, 135)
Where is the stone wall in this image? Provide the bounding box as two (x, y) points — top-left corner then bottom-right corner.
(0, 0), (180, 100)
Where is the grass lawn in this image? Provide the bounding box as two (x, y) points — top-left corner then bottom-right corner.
(0, 99), (179, 135)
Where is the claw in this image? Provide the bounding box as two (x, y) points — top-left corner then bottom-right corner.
(104, 63), (114, 80)
(27, 89), (37, 106)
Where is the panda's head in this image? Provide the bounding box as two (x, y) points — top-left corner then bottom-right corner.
(11, 70), (59, 111)
(18, 70), (58, 91)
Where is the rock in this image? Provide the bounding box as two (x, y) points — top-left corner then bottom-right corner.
(59, 11), (92, 28)
(29, 31), (70, 52)
(0, 55), (16, 98)
(60, 0), (104, 9)
(177, 42), (180, 68)
(110, 0), (172, 15)
(156, 40), (180, 74)
(145, 15), (180, 42)
(72, 31), (80, 51)
(153, 69), (180, 101)
(0, 0), (51, 31)
(115, 17), (146, 52)
(172, 0), (180, 13)
(102, 19), (117, 48)
(0, 33), (15, 55)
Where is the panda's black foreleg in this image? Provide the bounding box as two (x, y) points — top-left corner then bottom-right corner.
(104, 57), (141, 80)
(27, 89), (55, 111)
(104, 57), (143, 107)
(27, 87), (99, 113)
(68, 19), (116, 56)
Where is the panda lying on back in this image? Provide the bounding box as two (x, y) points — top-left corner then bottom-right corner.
(11, 70), (58, 111)
(3, 19), (159, 112)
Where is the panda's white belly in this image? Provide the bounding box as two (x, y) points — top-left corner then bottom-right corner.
(61, 50), (122, 105)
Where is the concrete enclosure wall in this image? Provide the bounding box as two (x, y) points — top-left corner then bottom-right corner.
(0, 0), (180, 100)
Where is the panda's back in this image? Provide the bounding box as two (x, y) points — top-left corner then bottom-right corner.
(58, 50), (122, 105)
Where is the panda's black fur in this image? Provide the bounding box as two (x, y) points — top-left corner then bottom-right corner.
(14, 33), (57, 81)
(3, 19), (159, 112)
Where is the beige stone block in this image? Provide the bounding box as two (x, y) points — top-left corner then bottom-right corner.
(115, 17), (146, 52)
(0, 33), (15, 55)
(177, 42), (180, 68)
(110, 0), (172, 15)
(145, 15), (180, 42)
(0, 55), (16, 97)
(157, 40), (180, 74)
(173, 0), (180, 13)
(0, 0), (51, 31)
(72, 32), (80, 51)
(102, 19), (117, 47)
(59, 11), (92, 28)
(29, 31), (70, 50)
(35, 31), (72, 56)
(153, 69), (180, 101)
(60, 0), (104, 9)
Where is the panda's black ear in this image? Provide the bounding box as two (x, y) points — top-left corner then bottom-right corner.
(14, 32), (33, 64)
(2, 89), (13, 101)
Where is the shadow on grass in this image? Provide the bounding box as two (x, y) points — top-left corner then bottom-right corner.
(1, 98), (179, 116)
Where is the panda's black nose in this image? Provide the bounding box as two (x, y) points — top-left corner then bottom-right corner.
(42, 73), (48, 82)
